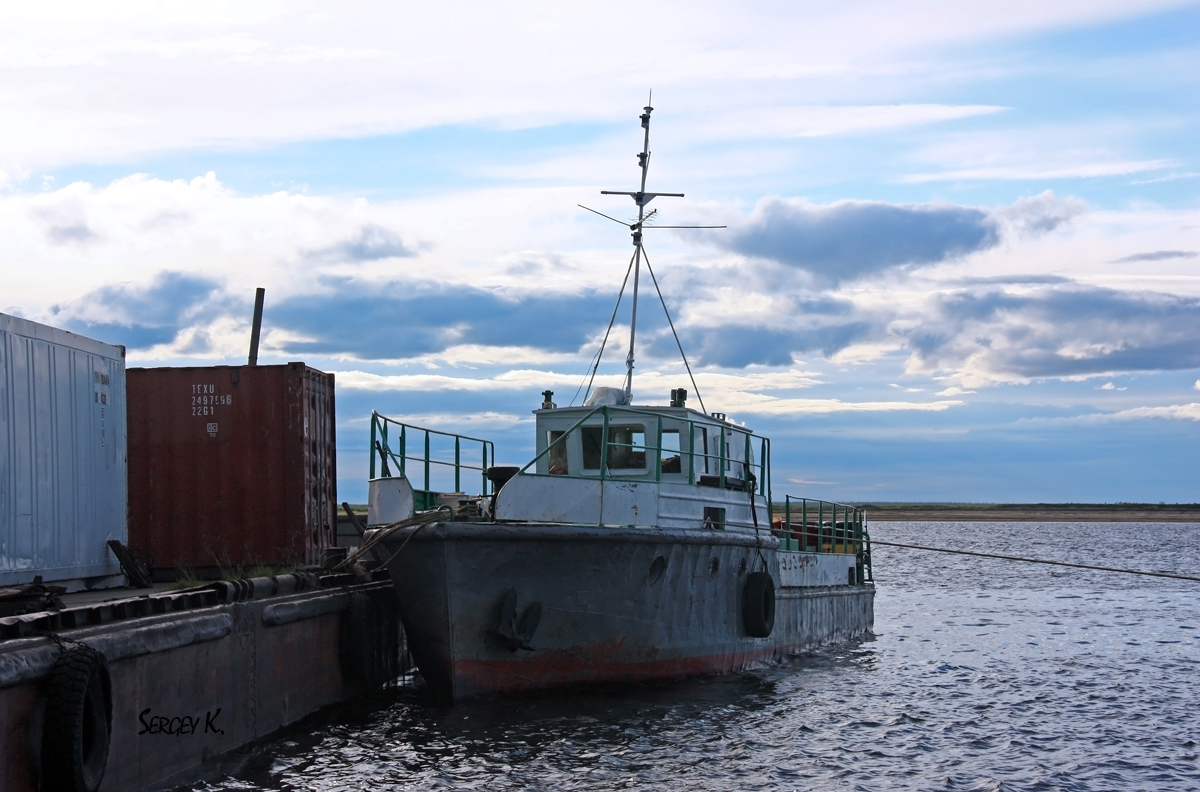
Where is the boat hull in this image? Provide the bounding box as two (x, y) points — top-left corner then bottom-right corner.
(383, 522), (874, 700)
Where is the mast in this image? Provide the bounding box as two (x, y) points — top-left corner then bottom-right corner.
(600, 96), (684, 404)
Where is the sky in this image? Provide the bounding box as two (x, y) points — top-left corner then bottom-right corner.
(1, 0), (1197, 504)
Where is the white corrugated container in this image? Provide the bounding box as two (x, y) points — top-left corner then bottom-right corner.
(1, 312), (127, 588)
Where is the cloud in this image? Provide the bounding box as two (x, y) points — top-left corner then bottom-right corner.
(1113, 250), (1197, 264)
(1130, 172), (1200, 185)
(1035, 403), (1200, 425)
(1108, 403), (1200, 422)
(336, 368), (826, 405)
(904, 284), (1200, 384)
(1, 3), (1183, 170)
(696, 104), (1009, 140)
(995, 190), (1086, 236)
(900, 159), (1174, 183)
(1098, 382), (1126, 391)
(673, 326), (797, 368)
(714, 197), (999, 285)
(50, 270), (225, 349)
(645, 316), (876, 369)
(719, 395), (962, 416)
(46, 223), (98, 244)
(709, 192), (1085, 289)
(32, 197), (101, 245)
(954, 275), (1072, 285)
(306, 223), (418, 263)
(269, 277), (614, 360)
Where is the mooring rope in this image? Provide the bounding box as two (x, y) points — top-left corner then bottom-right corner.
(335, 507), (451, 572)
(869, 539), (1200, 582)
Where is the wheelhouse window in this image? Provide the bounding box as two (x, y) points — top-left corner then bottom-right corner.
(582, 425), (647, 470)
(547, 430), (568, 474)
(661, 429), (681, 473)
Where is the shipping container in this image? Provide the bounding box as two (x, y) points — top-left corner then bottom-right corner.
(0, 312), (127, 587)
(126, 363), (336, 576)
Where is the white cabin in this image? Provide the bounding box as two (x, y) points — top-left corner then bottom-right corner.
(494, 401), (772, 532)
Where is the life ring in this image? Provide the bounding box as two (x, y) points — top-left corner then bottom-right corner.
(41, 644), (112, 792)
(742, 571), (776, 638)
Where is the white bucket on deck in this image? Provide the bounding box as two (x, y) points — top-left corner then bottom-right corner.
(368, 476), (415, 527)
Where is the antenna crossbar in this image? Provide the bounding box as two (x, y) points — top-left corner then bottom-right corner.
(600, 190), (685, 207)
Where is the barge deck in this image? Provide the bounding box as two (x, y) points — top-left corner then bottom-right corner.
(0, 572), (402, 792)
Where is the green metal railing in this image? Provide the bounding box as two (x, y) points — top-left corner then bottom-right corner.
(370, 411), (496, 509)
(776, 496), (873, 580)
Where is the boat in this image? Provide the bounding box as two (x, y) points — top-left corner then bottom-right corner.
(367, 101), (875, 701)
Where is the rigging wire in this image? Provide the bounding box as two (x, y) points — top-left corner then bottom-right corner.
(577, 204), (628, 227)
(641, 246), (707, 415)
(571, 247), (639, 406)
(869, 538), (1200, 582)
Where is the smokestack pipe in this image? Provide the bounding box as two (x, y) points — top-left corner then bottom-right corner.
(248, 287), (265, 366)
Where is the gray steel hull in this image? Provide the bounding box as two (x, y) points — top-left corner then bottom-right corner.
(382, 522), (874, 700)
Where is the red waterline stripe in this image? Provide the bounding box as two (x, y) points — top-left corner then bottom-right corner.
(453, 644), (798, 696)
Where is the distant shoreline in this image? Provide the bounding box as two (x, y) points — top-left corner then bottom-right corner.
(851, 503), (1200, 523)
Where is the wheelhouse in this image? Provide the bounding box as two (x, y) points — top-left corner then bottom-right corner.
(531, 404), (769, 498)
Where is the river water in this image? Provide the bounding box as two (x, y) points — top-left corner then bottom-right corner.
(188, 521), (1200, 791)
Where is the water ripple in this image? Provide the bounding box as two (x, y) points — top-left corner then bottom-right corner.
(186, 522), (1200, 791)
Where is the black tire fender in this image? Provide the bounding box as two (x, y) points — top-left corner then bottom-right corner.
(341, 592), (378, 683)
(742, 571), (776, 638)
(41, 644), (112, 792)
(341, 592), (400, 686)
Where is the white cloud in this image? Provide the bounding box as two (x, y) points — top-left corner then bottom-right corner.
(787, 477), (837, 486)
(901, 159), (1173, 183)
(1131, 172), (1200, 185)
(1019, 402), (1200, 425)
(0, 0), (1188, 169)
(1107, 403), (1200, 421)
(995, 190), (1087, 236)
(369, 411), (532, 432)
(6, 171), (1197, 399)
(335, 367), (826, 407)
(0, 172), (623, 320)
(335, 369), (577, 393)
(695, 104), (1008, 141)
(716, 394), (961, 416)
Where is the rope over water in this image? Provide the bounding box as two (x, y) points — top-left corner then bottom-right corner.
(870, 539), (1200, 582)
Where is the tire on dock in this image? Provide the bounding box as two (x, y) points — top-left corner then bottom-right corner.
(40, 644), (112, 792)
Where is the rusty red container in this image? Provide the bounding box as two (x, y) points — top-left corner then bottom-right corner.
(126, 363), (336, 576)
